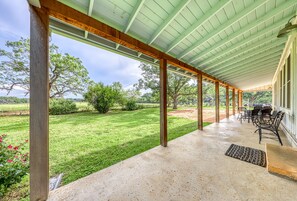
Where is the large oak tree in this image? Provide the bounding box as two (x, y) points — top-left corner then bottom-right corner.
(0, 38), (90, 98)
(136, 63), (196, 109)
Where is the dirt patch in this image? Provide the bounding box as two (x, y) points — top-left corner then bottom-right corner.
(168, 108), (228, 123)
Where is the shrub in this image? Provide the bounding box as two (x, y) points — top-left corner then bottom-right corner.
(122, 99), (143, 111)
(49, 99), (78, 115)
(0, 134), (29, 198)
(123, 100), (138, 111)
(84, 82), (123, 114)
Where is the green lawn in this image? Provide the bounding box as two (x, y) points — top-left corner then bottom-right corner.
(1, 108), (210, 186)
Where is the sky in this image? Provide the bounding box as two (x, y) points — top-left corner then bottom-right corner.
(0, 0), (142, 98)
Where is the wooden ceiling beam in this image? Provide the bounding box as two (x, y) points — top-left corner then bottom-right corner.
(39, 0), (239, 90)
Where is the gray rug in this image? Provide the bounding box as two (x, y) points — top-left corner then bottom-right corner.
(225, 144), (266, 167)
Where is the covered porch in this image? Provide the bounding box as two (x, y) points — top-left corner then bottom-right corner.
(27, 0), (297, 200)
(48, 117), (296, 201)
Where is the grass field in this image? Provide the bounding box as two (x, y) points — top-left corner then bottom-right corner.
(1, 107), (210, 199)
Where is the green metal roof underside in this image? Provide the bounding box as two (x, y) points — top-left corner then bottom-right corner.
(51, 0), (297, 90)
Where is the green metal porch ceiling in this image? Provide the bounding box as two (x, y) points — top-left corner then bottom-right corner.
(50, 0), (297, 90)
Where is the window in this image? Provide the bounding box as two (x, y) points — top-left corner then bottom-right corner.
(282, 66), (286, 107)
(274, 82), (277, 106)
(286, 55), (291, 109)
(279, 70), (283, 106)
(278, 54), (291, 109)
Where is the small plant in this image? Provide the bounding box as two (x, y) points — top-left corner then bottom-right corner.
(123, 99), (142, 111)
(0, 134), (29, 198)
(49, 99), (78, 115)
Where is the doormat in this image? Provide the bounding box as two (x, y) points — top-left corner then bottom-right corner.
(225, 144), (266, 167)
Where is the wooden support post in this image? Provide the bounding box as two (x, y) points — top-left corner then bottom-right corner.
(160, 58), (167, 147)
(197, 73), (203, 130)
(30, 6), (49, 201)
(215, 81), (220, 123)
(226, 86), (229, 119)
(237, 91), (240, 112)
(238, 91), (243, 107)
(232, 88), (236, 115)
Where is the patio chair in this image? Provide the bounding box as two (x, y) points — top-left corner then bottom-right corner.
(237, 107), (246, 121)
(251, 108), (261, 125)
(265, 110), (279, 124)
(261, 107), (272, 118)
(257, 112), (285, 146)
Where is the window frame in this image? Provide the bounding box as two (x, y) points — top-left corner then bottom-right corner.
(278, 51), (292, 113)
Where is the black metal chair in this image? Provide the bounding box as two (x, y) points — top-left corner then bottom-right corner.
(256, 112), (285, 146)
(251, 108), (261, 125)
(261, 107), (272, 118)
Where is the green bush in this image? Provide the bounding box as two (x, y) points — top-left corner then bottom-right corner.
(123, 100), (143, 111)
(124, 100), (138, 111)
(49, 99), (77, 115)
(84, 82), (123, 114)
(0, 134), (29, 198)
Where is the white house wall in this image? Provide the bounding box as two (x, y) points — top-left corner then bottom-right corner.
(273, 32), (297, 147)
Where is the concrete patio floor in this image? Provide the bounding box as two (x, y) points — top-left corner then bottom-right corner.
(48, 116), (297, 201)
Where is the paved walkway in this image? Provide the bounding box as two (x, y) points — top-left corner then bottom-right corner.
(48, 116), (297, 201)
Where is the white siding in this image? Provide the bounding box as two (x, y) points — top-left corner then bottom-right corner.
(272, 33), (297, 147)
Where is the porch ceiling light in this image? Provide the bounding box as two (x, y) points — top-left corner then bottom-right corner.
(277, 15), (297, 38)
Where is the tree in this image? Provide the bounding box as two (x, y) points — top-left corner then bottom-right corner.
(243, 91), (272, 106)
(84, 82), (123, 113)
(0, 38), (90, 98)
(135, 63), (197, 109)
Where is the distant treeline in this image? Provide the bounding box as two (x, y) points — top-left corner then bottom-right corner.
(0, 96), (29, 104)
